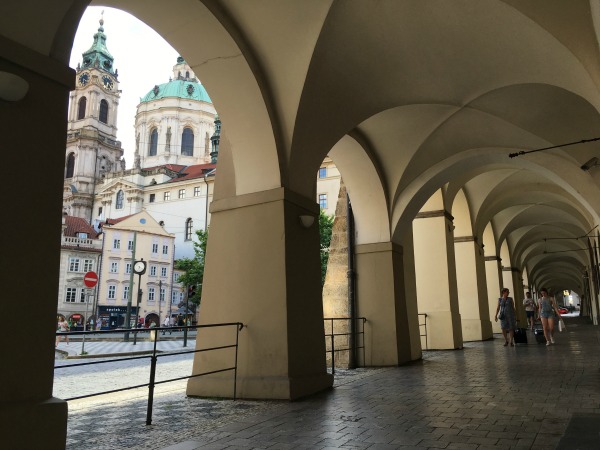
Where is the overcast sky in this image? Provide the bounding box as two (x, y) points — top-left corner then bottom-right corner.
(70, 6), (179, 167)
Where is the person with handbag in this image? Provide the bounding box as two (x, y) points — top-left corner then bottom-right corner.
(495, 288), (517, 346)
(538, 288), (562, 346)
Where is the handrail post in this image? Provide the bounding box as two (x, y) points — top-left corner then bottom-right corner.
(146, 352), (157, 425)
(234, 323), (243, 400)
(330, 319), (335, 375)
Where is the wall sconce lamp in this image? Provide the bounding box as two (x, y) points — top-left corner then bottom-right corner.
(0, 71), (29, 102)
(299, 215), (315, 228)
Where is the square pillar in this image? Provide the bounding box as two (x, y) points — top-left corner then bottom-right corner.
(485, 256), (502, 333)
(187, 188), (332, 400)
(413, 212), (463, 349)
(0, 49), (72, 448)
(454, 237), (493, 341)
(355, 242), (422, 366)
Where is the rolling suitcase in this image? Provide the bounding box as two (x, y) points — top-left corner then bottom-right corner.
(514, 328), (528, 344)
(534, 328), (546, 344)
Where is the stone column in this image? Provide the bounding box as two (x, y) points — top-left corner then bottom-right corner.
(485, 256), (502, 333)
(413, 211), (463, 349)
(454, 237), (493, 341)
(187, 188), (333, 400)
(504, 267), (526, 326)
(1, 48), (73, 449)
(355, 241), (422, 365)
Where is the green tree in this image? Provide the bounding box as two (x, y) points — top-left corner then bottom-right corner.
(175, 228), (208, 305)
(319, 210), (334, 285)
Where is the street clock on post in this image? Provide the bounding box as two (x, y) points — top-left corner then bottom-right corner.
(133, 260), (147, 275)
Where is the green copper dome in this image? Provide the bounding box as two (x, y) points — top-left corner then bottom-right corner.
(140, 80), (212, 104)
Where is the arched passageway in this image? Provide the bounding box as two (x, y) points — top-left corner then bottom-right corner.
(4, 2), (600, 449)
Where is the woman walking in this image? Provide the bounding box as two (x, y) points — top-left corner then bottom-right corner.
(538, 288), (562, 346)
(495, 288), (517, 346)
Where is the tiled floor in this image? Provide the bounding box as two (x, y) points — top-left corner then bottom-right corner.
(65, 316), (600, 449)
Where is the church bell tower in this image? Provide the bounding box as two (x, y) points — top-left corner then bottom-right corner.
(63, 12), (125, 221)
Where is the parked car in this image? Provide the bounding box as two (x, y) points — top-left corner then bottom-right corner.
(558, 307), (569, 315)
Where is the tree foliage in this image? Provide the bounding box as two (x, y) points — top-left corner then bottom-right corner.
(175, 229), (208, 305)
(319, 210), (334, 285)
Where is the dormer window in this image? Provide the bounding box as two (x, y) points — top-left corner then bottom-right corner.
(77, 232), (88, 239)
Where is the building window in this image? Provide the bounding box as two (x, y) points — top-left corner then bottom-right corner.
(162, 245), (168, 255)
(148, 287), (155, 302)
(77, 232), (88, 239)
(77, 97), (87, 120)
(164, 192), (171, 201)
(113, 239), (120, 249)
(181, 128), (194, 156)
(108, 285), (116, 300)
(319, 167), (327, 178)
(161, 267), (167, 277)
(110, 262), (119, 273)
(66, 153), (75, 178)
(69, 257), (80, 272)
(66, 288), (77, 303)
(98, 206), (103, 216)
(160, 286), (166, 303)
(150, 265), (157, 276)
(174, 273), (180, 282)
(127, 240), (134, 251)
(149, 128), (158, 156)
(152, 243), (158, 254)
(149, 193), (155, 203)
(83, 259), (94, 272)
(194, 186), (201, 196)
(79, 290), (87, 303)
(116, 190), (124, 209)
(185, 218), (193, 241)
(125, 262), (132, 274)
(178, 189), (186, 199)
(172, 291), (179, 304)
(123, 285), (129, 300)
(99, 99), (109, 124)
(318, 193), (327, 209)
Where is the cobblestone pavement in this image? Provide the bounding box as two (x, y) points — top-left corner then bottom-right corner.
(60, 315), (600, 449)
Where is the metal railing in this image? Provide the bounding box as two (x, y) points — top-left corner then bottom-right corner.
(323, 317), (367, 374)
(418, 313), (428, 350)
(54, 323), (244, 425)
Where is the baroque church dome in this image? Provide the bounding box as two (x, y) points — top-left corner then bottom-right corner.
(139, 57), (211, 104)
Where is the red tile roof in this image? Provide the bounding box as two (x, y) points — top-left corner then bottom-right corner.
(63, 216), (99, 238)
(102, 214), (134, 226)
(166, 163), (216, 183)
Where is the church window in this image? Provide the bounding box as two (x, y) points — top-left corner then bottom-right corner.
(99, 99), (109, 124)
(149, 128), (158, 156)
(66, 153), (75, 178)
(116, 190), (124, 209)
(77, 97), (87, 120)
(149, 193), (155, 203)
(164, 192), (171, 201)
(178, 189), (186, 199)
(185, 218), (193, 241)
(181, 128), (194, 156)
(194, 186), (200, 196)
